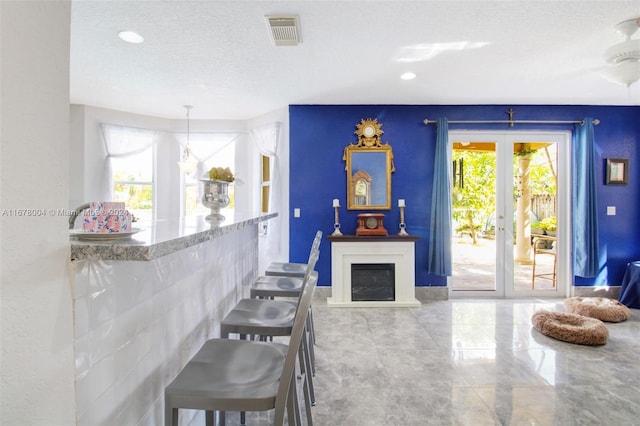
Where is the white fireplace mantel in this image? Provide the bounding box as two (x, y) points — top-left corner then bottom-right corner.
(327, 235), (421, 307)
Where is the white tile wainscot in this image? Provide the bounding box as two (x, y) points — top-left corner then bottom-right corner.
(327, 235), (421, 307)
(70, 213), (275, 426)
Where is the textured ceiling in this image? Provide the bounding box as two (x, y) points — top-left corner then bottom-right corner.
(70, 1), (640, 120)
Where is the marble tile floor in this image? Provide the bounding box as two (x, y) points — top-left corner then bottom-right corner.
(218, 298), (640, 426)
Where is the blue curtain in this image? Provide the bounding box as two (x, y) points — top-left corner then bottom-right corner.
(572, 119), (599, 277)
(428, 118), (452, 276)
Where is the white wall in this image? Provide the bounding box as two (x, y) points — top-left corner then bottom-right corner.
(69, 105), (86, 208)
(0, 1), (76, 424)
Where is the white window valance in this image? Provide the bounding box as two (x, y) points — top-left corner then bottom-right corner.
(174, 132), (242, 182)
(99, 124), (162, 200)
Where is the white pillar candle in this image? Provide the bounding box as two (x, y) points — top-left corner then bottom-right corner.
(333, 199), (340, 207)
(398, 199), (406, 207)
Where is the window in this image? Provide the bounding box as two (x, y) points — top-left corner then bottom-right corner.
(183, 134), (237, 217)
(101, 124), (159, 222)
(112, 146), (154, 222)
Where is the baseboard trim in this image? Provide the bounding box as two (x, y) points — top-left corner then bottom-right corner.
(572, 285), (621, 299)
(316, 286), (450, 303)
(415, 286), (449, 301)
(314, 287), (331, 300)
(316, 285), (620, 302)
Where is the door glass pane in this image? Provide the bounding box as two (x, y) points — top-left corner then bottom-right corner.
(262, 155), (271, 182)
(261, 185), (270, 213)
(512, 142), (558, 292)
(451, 142), (497, 291)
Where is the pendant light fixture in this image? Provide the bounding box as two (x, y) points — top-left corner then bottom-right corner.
(177, 105), (198, 174)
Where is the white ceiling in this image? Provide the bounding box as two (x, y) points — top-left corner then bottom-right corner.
(70, 1), (640, 120)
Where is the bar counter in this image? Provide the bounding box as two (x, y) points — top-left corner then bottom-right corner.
(70, 212), (277, 261)
(70, 212), (276, 425)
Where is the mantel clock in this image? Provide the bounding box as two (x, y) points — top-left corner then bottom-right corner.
(356, 213), (388, 236)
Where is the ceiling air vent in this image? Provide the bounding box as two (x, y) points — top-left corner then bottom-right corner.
(265, 15), (300, 46)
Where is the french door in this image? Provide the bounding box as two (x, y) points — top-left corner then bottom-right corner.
(448, 131), (571, 298)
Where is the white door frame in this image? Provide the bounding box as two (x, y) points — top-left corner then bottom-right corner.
(448, 130), (572, 298)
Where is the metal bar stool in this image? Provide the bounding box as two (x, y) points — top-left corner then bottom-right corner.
(265, 230), (322, 277)
(164, 277), (316, 426)
(221, 254), (319, 413)
(255, 231), (322, 356)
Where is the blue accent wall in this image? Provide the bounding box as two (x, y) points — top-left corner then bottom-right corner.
(289, 105), (640, 288)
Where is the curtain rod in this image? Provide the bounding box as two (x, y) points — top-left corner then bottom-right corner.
(423, 118), (600, 127)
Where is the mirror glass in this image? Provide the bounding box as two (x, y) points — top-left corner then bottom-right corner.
(344, 119), (394, 210)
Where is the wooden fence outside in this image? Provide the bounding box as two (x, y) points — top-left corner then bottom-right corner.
(532, 194), (556, 221)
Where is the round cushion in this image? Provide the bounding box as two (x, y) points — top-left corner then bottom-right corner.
(564, 297), (631, 323)
(532, 310), (608, 345)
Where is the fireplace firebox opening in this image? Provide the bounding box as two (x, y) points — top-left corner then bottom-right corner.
(351, 263), (395, 301)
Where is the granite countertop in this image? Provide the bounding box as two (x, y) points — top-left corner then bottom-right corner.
(70, 213), (277, 261)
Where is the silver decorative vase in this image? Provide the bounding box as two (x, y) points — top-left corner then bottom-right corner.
(200, 180), (230, 224)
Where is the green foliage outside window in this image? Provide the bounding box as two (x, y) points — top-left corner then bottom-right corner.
(113, 172), (153, 222)
(114, 173), (153, 210)
(527, 158), (556, 195)
(454, 147), (557, 245)
(452, 150), (496, 245)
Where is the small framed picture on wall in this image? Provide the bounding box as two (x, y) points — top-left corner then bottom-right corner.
(605, 158), (628, 185)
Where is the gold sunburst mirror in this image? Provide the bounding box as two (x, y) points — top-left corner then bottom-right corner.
(354, 118), (384, 147)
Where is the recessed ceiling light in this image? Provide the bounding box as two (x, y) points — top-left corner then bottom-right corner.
(400, 72), (416, 80)
(118, 30), (144, 44)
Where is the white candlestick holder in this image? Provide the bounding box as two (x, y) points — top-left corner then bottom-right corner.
(332, 205), (343, 236)
(398, 205), (408, 236)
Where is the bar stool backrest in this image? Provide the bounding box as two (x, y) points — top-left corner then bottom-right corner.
(308, 230), (323, 259)
(273, 274), (317, 424)
(293, 250), (319, 311)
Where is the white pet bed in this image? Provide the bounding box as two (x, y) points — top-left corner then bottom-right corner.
(532, 310), (608, 346)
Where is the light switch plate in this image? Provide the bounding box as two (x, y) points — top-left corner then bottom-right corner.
(294, 208), (300, 218)
(607, 206), (616, 216)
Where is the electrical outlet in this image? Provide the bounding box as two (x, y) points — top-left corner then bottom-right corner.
(294, 208), (300, 218)
(607, 206), (616, 216)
